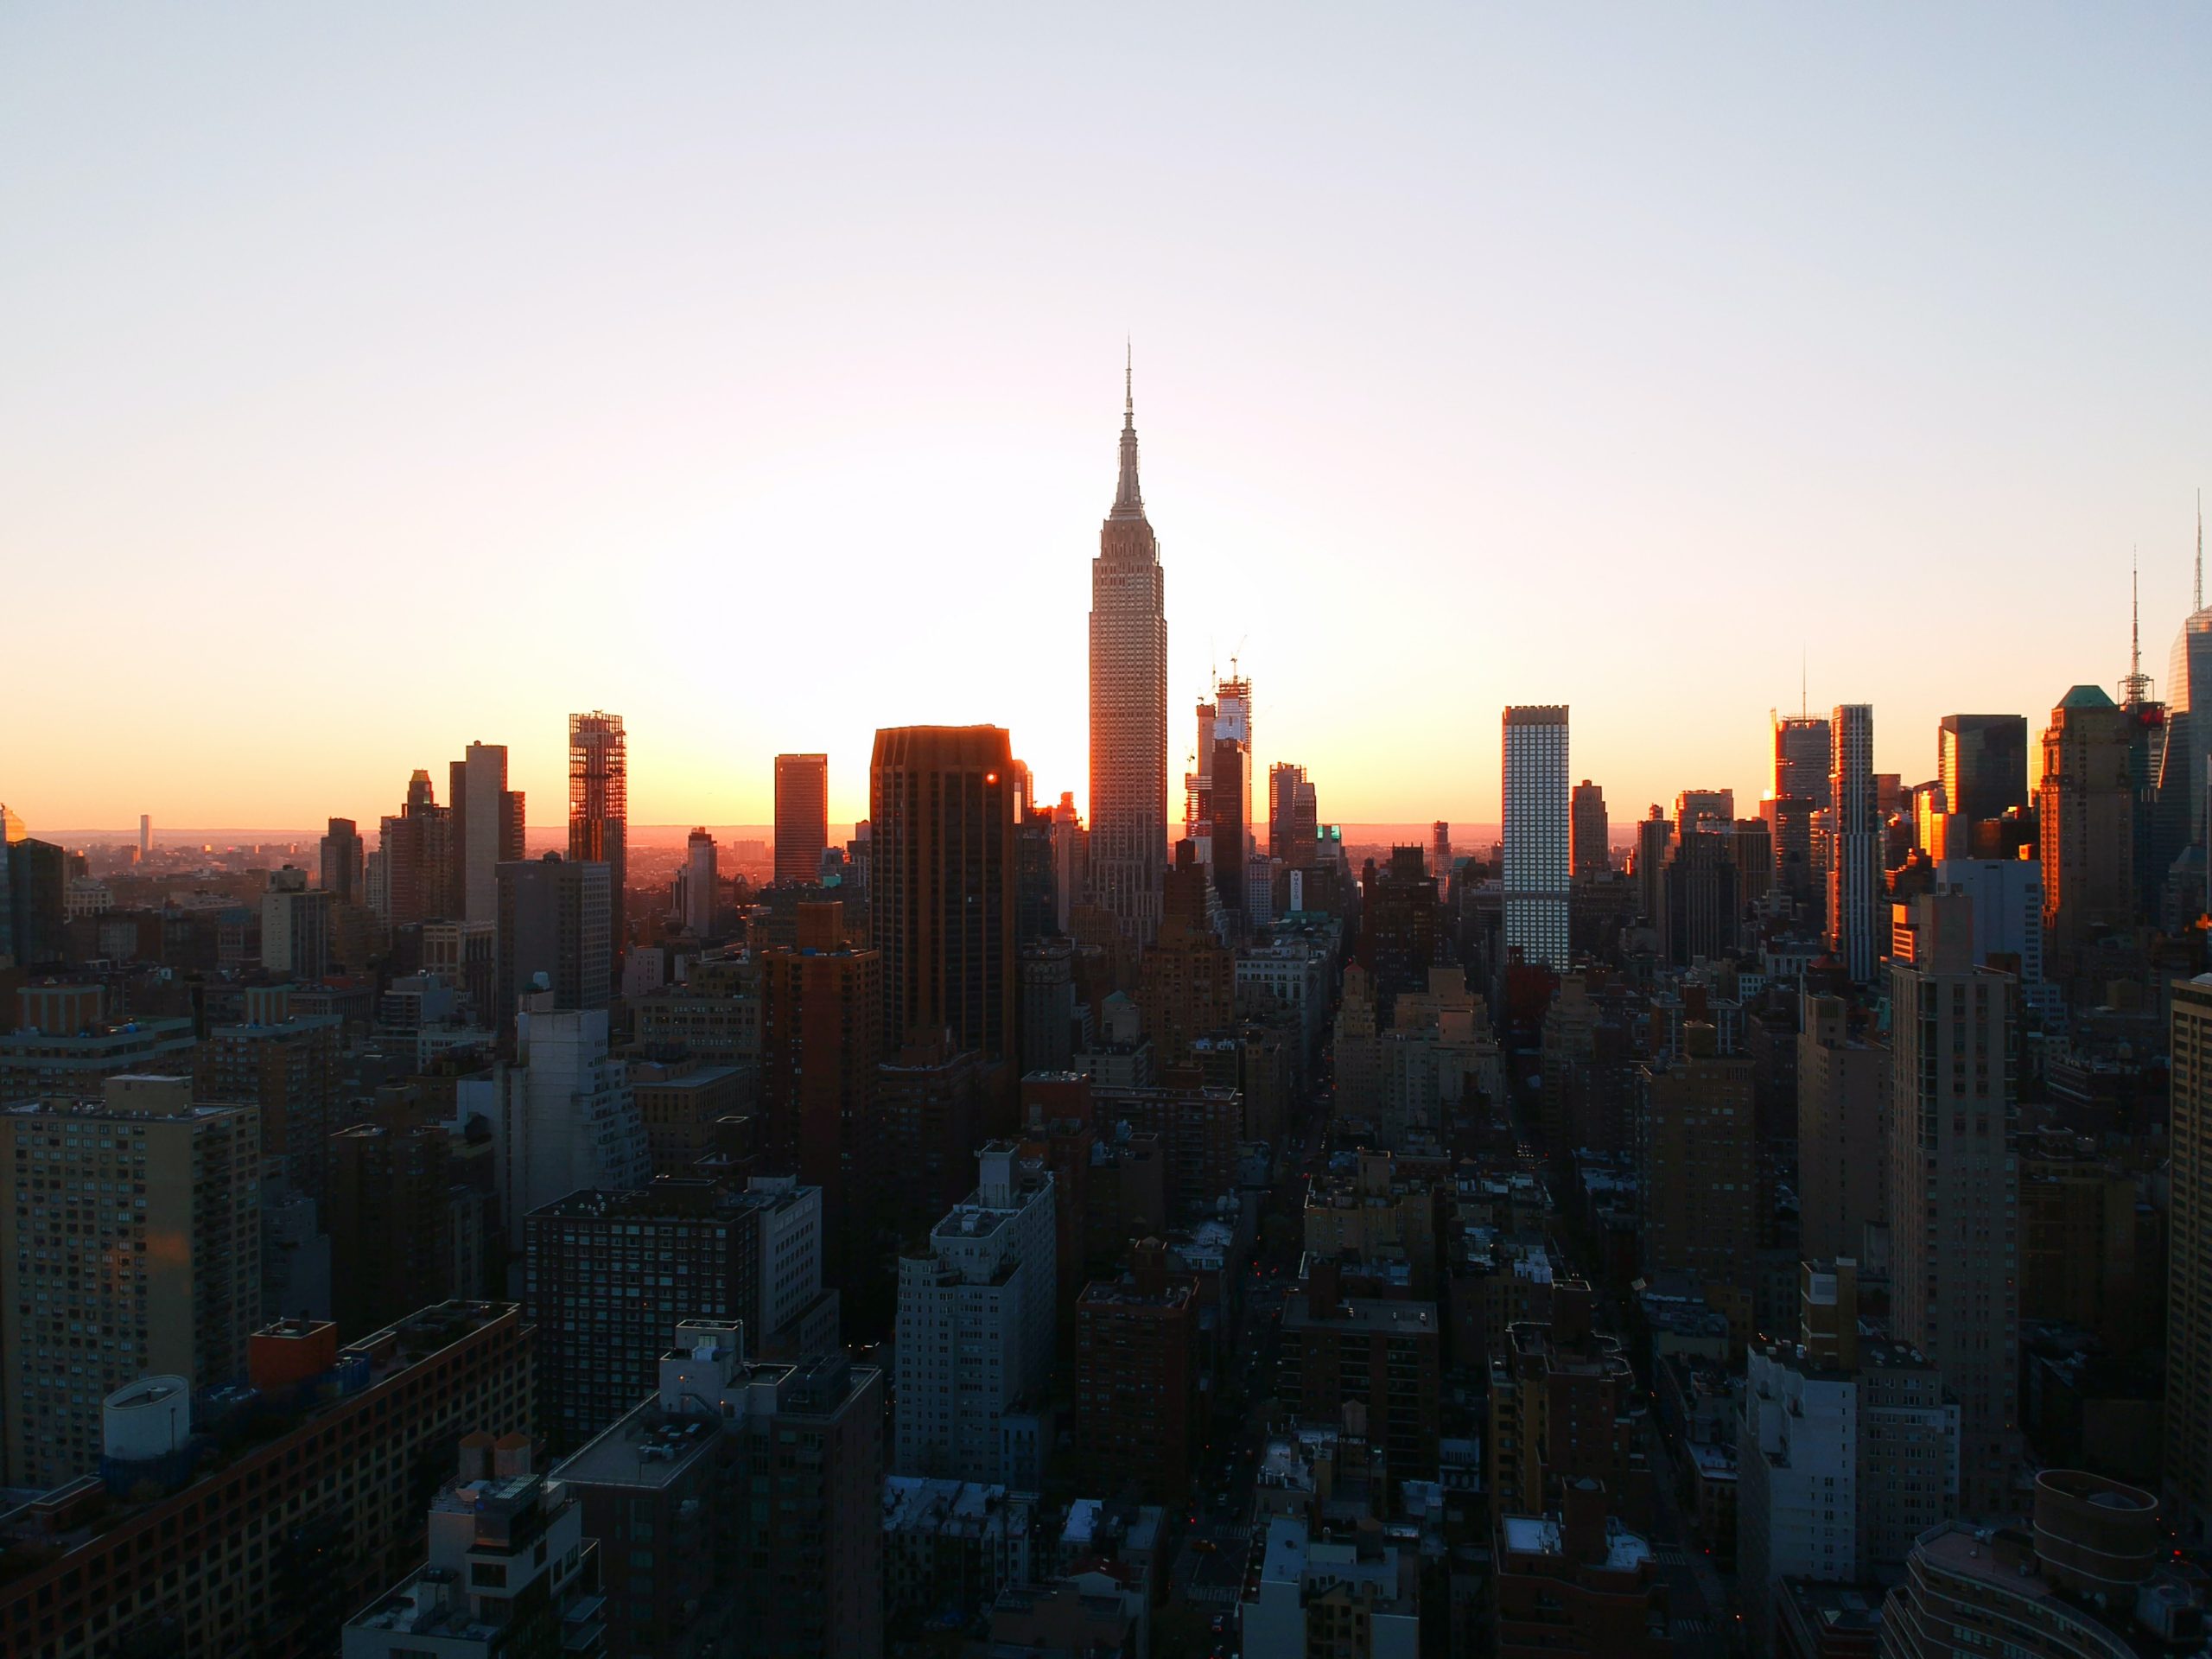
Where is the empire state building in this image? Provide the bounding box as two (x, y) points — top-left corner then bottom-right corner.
(1089, 362), (1169, 946)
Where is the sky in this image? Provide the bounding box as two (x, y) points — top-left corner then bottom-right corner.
(4, 4), (2209, 838)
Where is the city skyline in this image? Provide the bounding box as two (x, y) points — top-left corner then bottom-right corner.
(6, 7), (2209, 833)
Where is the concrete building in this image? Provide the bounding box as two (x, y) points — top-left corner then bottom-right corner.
(1088, 364), (1170, 948)
(1936, 855), (2053, 1016)
(1503, 705), (1571, 969)
(0, 983), (196, 1097)
(1282, 1259), (1441, 1480)
(321, 816), (366, 904)
(679, 826), (717, 936)
(561, 1323), (883, 1658)
(329, 1121), (454, 1340)
(1074, 1243), (1198, 1502)
(196, 983), (343, 1203)
(2168, 973), (2212, 1537)
(1571, 779), (1610, 879)
(341, 1432), (597, 1659)
(0, 1304), (535, 1659)
(261, 865), (333, 979)
(758, 942), (882, 1280)
(494, 854), (612, 1033)
(1888, 893), (2018, 1516)
(893, 1143), (1056, 1485)
(1796, 994), (1887, 1262)
(1881, 1471), (2184, 1659)
(1638, 1026), (1756, 1338)
(493, 1001), (649, 1250)
(524, 1176), (828, 1451)
(1239, 1515), (1421, 1659)
(0, 1075), (261, 1489)
(448, 740), (525, 930)
(1493, 1482), (1669, 1658)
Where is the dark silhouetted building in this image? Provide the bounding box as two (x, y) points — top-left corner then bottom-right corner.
(776, 753), (830, 885)
(870, 725), (1017, 1065)
(568, 709), (627, 967)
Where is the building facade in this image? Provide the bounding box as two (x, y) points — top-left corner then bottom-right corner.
(1503, 705), (1571, 969)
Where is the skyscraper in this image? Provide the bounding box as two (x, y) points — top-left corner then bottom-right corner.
(449, 741), (525, 928)
(870, 725), (1017, 1064)
(1501, 705), (1570, 969)
(1088, 359), (1168, 947)
(2037, 685), (2135, 987)
(894, 1144), (1056, 1485)
(1936, 714), (2029, 827)
(495, 854), (612, 1027)
(776, 753), (830, 885)
(2169, 973), (2212, 1537)
(568, 710), (627, 968)
(1269, 762), (1319, 868)
(682, 826), (717, 936)
(1772, 712), (1833, 808)
(320, 817), (365, 903)
(1827, 703), (1879, 981)
(1889, 892), (2019, 1516)
(1569, 781), (1608, 879)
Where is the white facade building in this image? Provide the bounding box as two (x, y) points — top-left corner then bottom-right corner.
(1936, 856), (2057, 1018)
(495, 999), (649, 1250)
(893, 1143), (1057, 1485)
(1738, 1347), (1859, 1647)
(681, 828), (717, 937)
(1502, 705), (1571, 969)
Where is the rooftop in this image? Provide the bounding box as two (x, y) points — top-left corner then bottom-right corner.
(556, 1402), (721, 1490)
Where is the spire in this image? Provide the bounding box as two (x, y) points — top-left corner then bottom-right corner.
(2122, 545), (2152, 706)
(2198, 488), (2204, 615)
(1110, 343), (1144, 520)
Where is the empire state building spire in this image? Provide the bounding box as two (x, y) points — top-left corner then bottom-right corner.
(1090, 346), (1169, 946)
(1112, 340), (1144, 519)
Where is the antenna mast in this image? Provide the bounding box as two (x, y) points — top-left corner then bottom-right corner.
(2122, 545), (2152, 706)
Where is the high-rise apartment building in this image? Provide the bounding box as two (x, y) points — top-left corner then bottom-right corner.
(1570, 780), (1609, 879)
(1075, 1242), (1198, 1503)
(1502, 705), (1571, 969)
(1486, 1279), (1636, 1522)
(524, 1178), (828, 1452)
(1827, 703), (1880, 981)
(894, 1144), (1056, 1484)
(260, 865), (332, 979)
(2037, 685), (2135, 987)
(759, 943), (883, 1281)
(494, 1001), (650, 1249)
(681, 825), (717, 935)
(448, 741), (524, 929)
(320, 816), (365, 904)
(1137, 841), (1235, 1066)
(493, 854), (611, 1028)
(1632, 805), (1669, 924)
(1088, 365), (1169, 947)
(1268, 762), (1319, 868)
(870, 725), (1016, 1062)
(775, 753), (830, 885)
(0, 1075), (260, 1488)
(568, 710), (627, 968)
(1282, 1260), (1441, 1479)
(196, 983), (342, 1204)
(557, 1323), (884, 1659)
(1889, 892), (2018, 1516)
(1738, 1261), (1956, 1649)
(1638, 1025), (1756, 1332)
(1937, 715), (2028, 827)
(378, 767), (455, 926)
(3, 835), (67, 966)
(2168, 973), (2212, 1538)
(1797, 992), (1887, 1262)
(1662, 830), (1739, 966)
(328, 1119), (454, 1339)
(1675, 787), (1735, 838)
